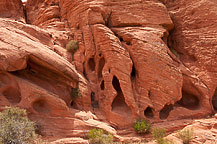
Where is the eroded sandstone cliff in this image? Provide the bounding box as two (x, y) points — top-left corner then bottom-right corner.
(0, 0), (216, 142)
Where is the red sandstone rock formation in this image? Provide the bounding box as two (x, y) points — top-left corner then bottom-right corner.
(0, 0), (217, 143)
(0, 0), (25, 22)
(167, 0), (217, 114)
(164, 118), (217, 144)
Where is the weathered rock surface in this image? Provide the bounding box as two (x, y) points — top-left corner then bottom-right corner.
(50, 137), (89, 144)
(165, 118), (217, 144)
(166, 0), (217, 113)
(0, 0), (217, 143)
(0, 0), (25, 22)
(0, 18), (86, 136)
(25, 0), (64, 29)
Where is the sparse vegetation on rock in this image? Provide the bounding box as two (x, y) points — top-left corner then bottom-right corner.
(133, 119), (151, 134)
(177, 128), (194, 144)
(71, 87), (81, 100)
(152, 127), (166, 139)
(88, 128), (113, 144)
(0, 107), (36, 144)
(152, 127), (173, 144)
(66, 40), (79, 55)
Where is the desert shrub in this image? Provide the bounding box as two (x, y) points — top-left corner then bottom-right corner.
(70, 87), (81, 100)
(0, 107), (36, 144)
(154, 138), (174, 144)
(152, 127), (166, 140)
(152, 127), (173, 144)
(66, 40), (79, 55)
(89, 128), (113, 144)
(177, 128), (194, 144)
(133, 119), (151, 134)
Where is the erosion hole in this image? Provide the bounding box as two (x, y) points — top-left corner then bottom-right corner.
(98, 57), (105, 79)
(212, 88), (217, 111)
(111, 76), (131, 116)
(148, 91), (151, 99)
(119, 37), (123, 42)
(159, 104), (173, 120)
(112, 76), (121, 92)
(91, 92), (95, 102)
(177, 90), (200, 110)
(3, 87), (21, 104)
(88, 58), (95, 71)
(131, 63), (136, 79)
(126, 41), (131, 45)
(83, 67), (88, 79)
(33, 99), (50, 114)
(70, 100), (78, 109)
(91, 101), (99, 109)
(144, 107), (154, 119)
(70, 101), (74, 107)
(100, 80), (104, 90)
(90, 92), (98, 109)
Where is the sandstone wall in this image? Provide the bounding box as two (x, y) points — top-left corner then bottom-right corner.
(167, 0), (217, 113)
(0, 0), (25, 22)
(0, 0), (216, 138)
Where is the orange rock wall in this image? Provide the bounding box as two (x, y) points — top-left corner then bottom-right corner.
(0, 0), (216, 138)
(0, 0), (25, 22)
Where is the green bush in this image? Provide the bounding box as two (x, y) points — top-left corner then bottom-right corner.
(152, 127), (166, 140)
(66, 40), (79, 55)
(152, 127), (173, 144)
(133, 119), (151, 134)
(71, 87), (81, 100)
(0, 107), (36, 144)
(177, 128), (194, 144)
(89, 128), (113, 144)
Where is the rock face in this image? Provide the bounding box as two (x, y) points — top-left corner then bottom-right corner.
(166, 118), (217, 144)
(0, 0), (25, 22)
(0, 0), (216, 141)
(25, 0), (64, 29)
(166, 0), (217, 113)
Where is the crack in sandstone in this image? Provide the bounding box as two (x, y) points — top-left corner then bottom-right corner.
(22, 3), (28, 24)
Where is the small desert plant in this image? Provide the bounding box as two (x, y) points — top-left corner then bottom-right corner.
(89, 128), (113, 144)
(177, 128), (194, 144)
(152, 127), (173, 144)
(70, 87), (81, 100)
(154, 138), (174, 144)
(66, 40), (79, 54)
(133, 119), (151, 134)
(152, 127), (166, 140)
(0, 107), (36, 144)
